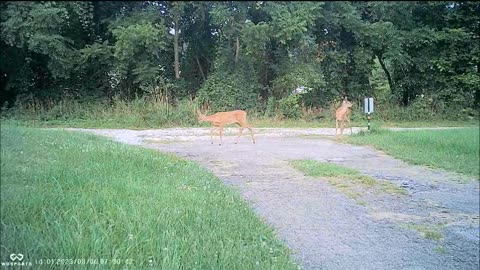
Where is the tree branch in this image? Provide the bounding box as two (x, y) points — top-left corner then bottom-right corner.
(376, 53), (394, 92)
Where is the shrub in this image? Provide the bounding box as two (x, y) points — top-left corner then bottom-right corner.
(278, 94), (301, 119)
(196, 72), (259, 112)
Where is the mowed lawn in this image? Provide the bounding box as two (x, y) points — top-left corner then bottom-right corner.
(345, 128), (480, 178)
(0, 125), (297, 269)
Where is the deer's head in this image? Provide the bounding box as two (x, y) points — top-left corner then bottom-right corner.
(342, 100), (353, 108)
(197, 111), (206, 122)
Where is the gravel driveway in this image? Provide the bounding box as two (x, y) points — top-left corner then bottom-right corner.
(64, 127), (479, 270)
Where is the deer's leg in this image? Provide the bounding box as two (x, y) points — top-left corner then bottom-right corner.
(218, 126), (224, 145)
(340, 119), (345, 136)
(247, 126), (255, 144)
(345, 117), (352, 134)
(235, 127), (244, 144)
(335, 119), (339, 136)
(210, 126), (216, 144)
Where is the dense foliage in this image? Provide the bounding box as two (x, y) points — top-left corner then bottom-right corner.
(1, 1), (478, 119)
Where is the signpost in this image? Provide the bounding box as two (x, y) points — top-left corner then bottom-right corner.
(364, 97), (374, 131)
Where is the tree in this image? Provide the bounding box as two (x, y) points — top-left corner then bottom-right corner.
(1, 1), (478, 116)
(168, 1), (188, 79)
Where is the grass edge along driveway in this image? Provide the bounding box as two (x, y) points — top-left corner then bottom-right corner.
(344, 127), (479, 179)
(0, 125), (298, 269)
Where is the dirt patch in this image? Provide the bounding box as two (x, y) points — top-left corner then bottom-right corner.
(63, 127), (479, 270)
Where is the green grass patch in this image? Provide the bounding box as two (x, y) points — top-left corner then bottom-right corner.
(1, 125), (297, 269)
(289, 160), (361, 178)
(402, 224), (445, 242)
(345, 128), (480, 178)
(435, 245), (446, 254)
(289, 160), (406, 201)
(373, 119), (479, 128)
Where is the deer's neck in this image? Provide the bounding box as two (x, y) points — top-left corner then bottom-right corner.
(203, 115), (215, 122)
(201, 115), (220, 124)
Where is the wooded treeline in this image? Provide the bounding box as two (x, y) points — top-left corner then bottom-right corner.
(1, 1), (479, 116)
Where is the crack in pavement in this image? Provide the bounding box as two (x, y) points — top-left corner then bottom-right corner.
(63, 128), (480, 270)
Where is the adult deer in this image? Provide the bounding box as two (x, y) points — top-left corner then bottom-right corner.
(335, 98), (353, 136)
(197, 110), (256, 145)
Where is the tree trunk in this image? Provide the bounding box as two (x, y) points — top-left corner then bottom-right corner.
(174, 19), (180, 79)
(402, 90), (410, 106)
(202, 54), (212, 66)
(235, 36), (240, 64)
(195, 55), (206, 80)
(376, 53), (394, 92)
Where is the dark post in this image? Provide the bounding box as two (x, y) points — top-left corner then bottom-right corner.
(367, 113), (371, 131)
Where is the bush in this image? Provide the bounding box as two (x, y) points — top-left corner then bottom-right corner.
(2, 94), (199, 128)
(278, 94), (301, 119)
(270, 61), (329, 107)
(372, 94), (479, 122)
(196, 72), (259, 112)
(264, 96), (277, 117)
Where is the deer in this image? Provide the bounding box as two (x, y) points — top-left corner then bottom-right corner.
(197, 110), (256, 145)
(335, 98), (353, 136)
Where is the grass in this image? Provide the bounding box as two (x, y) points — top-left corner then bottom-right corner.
(372, 119), (479, 128)
(0, 125), (298, 269)
(2, 96), (201, 129)
(289, 160), (406, 203)
(402, 223), (445, 252)
(2, 96), (478, 129)
(345, 128), (480, 178)
(289, 160), (361, 178)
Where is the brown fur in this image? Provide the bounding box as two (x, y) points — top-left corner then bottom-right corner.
(335, 100), (353, 136)
(197, 110), (256, 145)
